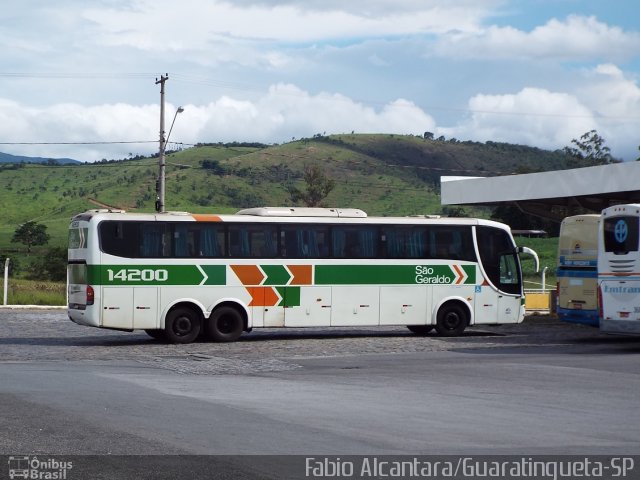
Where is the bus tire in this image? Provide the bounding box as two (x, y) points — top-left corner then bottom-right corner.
(435, 302), (468, 337)
(164, 307), (202, 344)
(407, 325), (433, 335)
(144, 329), (166, 341)
(207, 306), (244, 343)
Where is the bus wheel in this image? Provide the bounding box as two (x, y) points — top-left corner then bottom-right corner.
(207, 306), (244, 343)
(144, 329), (166, 341)
(407, 325), (433, 335)
(164, 307), (201, 344)
(435, 303), (468, 337)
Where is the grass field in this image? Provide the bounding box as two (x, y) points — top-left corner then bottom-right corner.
(1, 278), (66, 306)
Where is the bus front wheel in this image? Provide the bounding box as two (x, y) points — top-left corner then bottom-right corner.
(164, 307), (202, 344)
(207, 306), (244, 342)
(435, 303), (468, 337)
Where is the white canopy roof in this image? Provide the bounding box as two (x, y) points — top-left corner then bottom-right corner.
(441, 161), (640, 219)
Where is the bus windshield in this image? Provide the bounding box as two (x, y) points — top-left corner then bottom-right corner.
(603, 216), (639, 255)
(476, 226), (522, 295)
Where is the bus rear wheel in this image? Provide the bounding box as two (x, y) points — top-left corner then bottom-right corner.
(435, 303), (468, 337)
(407, 325), (434, 335)
(207, 306), (244, 342)
(164, 307), (202, 344)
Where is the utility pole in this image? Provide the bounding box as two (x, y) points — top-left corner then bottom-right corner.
(156, 74), (168, 213)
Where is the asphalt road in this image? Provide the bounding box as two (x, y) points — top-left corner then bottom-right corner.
(1, 310), (639, 478)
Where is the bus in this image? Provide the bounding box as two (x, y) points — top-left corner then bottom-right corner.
(598, 204), (640, 335)
(67, 207), (539, 343)
(556, 214), (599, 326)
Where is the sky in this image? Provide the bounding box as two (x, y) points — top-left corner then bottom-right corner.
(0, 0), (638, 162)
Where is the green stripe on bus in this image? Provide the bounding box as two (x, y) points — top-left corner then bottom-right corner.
(262, 265), (291, 286)
(89, 265), (226, 286)
(314, 264), (476, 285)
(276, 286), (301, 307)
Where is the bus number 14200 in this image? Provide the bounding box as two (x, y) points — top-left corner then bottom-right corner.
(107, 268), (169, 282)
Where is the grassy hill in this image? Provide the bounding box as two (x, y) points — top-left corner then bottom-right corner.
(0, 151), (80, 165)
(0, 134), (582, 279)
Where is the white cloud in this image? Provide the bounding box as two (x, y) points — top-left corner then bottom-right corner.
(0, 84), (436, 161)
(82, 0), (491, 52)
(225, 0), (501, 16)
(0, 1), (639, 162)
(435, 15), (640, 61)
(0, 100), (161, 161)
(444, 87), (596, 150)
(444, 65), (640, 160)
(576, 64), (640, 160)
(183, 84), (436, 144)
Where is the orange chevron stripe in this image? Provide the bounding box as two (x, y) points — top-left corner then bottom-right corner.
(287, 265), (312, 285)
(246, 287), (280, 307)
(452, 264), (464, 284)
(191, 214), (222, 222)
(231, 265), (265, 285)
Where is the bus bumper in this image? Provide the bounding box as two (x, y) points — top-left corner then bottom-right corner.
(557, 307), (599, 327)
(68, 307), (101, 327)
(600, 318), (640, 335)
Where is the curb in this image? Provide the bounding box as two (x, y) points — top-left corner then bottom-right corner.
(0, 305), (66, 310)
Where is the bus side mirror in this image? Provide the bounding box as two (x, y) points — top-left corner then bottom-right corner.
(518, 246), (540, 273)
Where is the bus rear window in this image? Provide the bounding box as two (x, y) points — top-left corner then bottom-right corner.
(68, 228), (88, 249)
(603, 216), (639, 255)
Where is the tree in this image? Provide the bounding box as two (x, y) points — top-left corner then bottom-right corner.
(289, 165), (335, 207)
(441, 206), (468, 217)
(11, 221), (50, 254)
(26, 246), (66, 281)
(563, 129), (615, 166)
(490, 204), (561, 236)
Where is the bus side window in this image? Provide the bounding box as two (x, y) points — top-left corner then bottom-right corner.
(407, 229), (426, 258)
(281, 226), (329, 258)
(228, 227), (247, 257)
(383, 229), (404, 258)
(199, 225), (223, 257)
(259, 227), (278, 257)
(333, 226), (377, 258)
(140, 223), (169, 258)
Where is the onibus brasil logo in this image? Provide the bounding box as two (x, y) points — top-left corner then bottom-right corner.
(8, 456), (73, 479)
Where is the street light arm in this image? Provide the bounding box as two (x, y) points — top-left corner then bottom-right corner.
(166, 106), (184, 146)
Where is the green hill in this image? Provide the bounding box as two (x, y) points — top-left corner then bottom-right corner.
(0, 134), (583, 253)
(0, 151), (80, 165)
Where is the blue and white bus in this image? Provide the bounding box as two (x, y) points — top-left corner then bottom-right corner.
(598, 204), (640, 335)
(556, 214), (599, 326)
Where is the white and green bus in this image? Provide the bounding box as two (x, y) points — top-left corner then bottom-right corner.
(68, 207), (539, 343)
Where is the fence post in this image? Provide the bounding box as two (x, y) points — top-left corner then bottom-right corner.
(3, 258), (9, 306)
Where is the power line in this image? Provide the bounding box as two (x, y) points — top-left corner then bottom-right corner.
(0, 72), (154, 79)
(0, 141), (156, 145)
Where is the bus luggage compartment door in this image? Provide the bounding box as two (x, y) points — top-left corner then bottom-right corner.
(101, 287), (158, 330)
(331, 286), (380, 326)
(379, 286), (429, 326)
(284, 286), (331, 327)
(101, 287), (133, 329)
